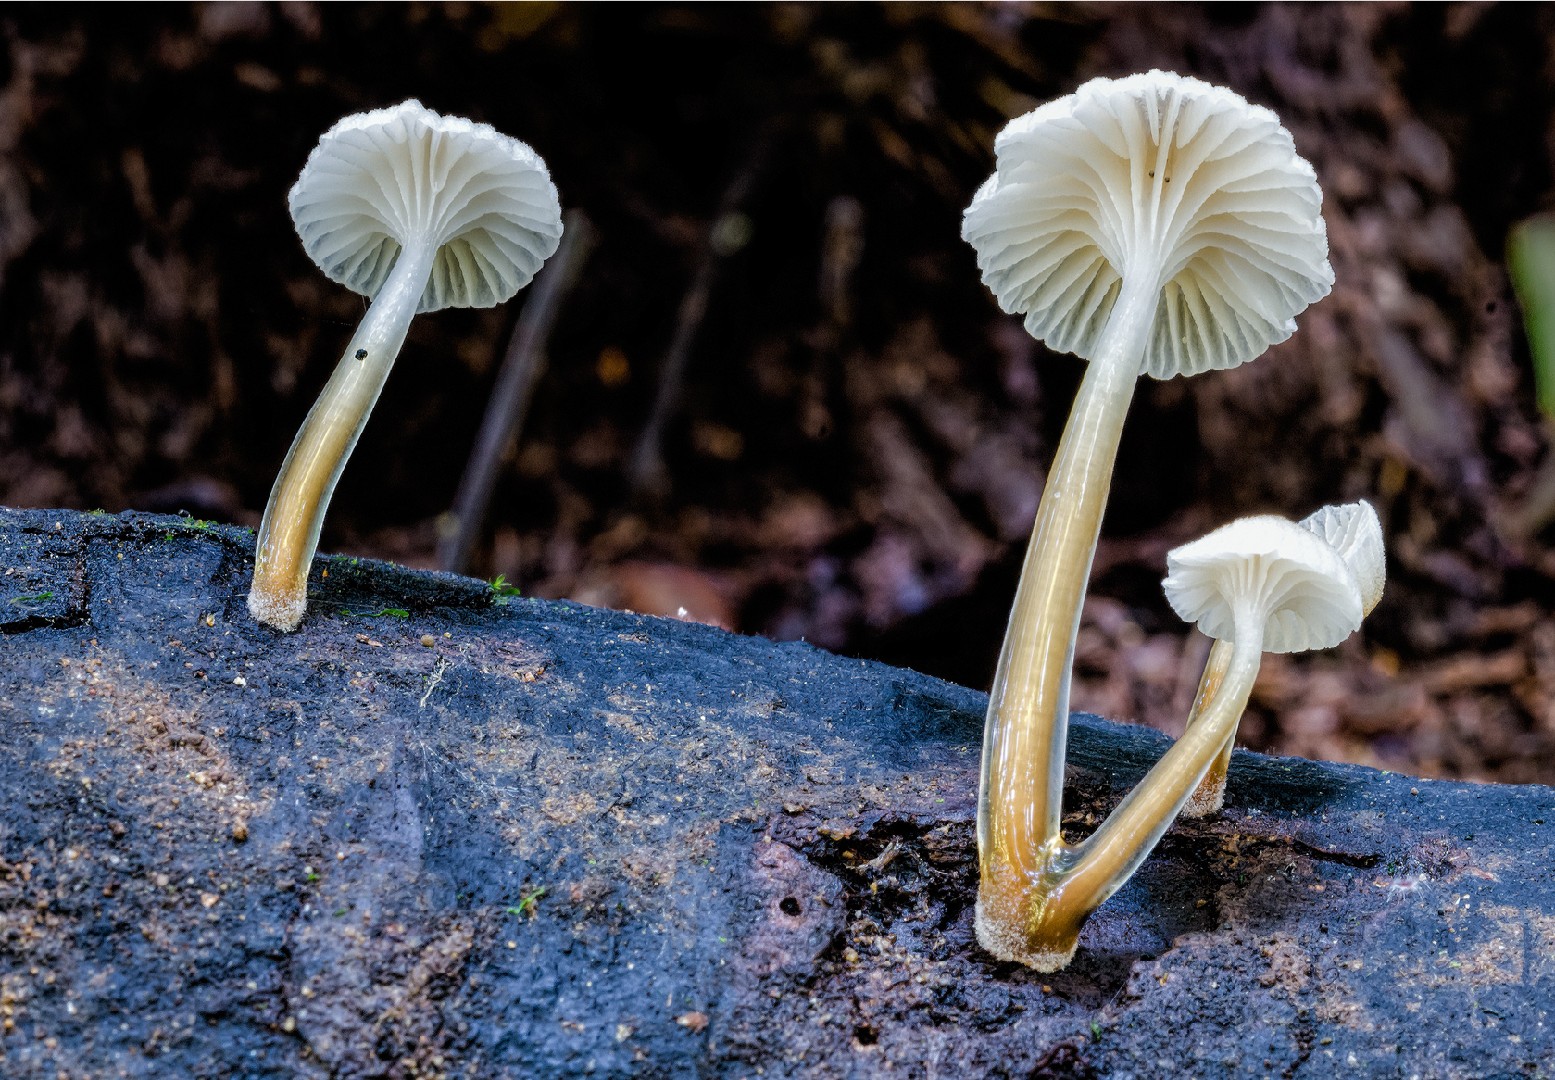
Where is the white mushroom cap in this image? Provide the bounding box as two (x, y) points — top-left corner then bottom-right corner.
(962, 70), (1333, 379)
(289, 99), (563, 314)
(1163, 514), (1363, 653)
(1299, 500), (1385, 615)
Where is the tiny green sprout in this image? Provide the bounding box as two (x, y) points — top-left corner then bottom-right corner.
(506, 885), (548, 919)
(305, 871), (320, 883)
(178, 511), (215, 530)
(1090, 1020), (1102, 1041)
(489, 574), (523, 605)
(10, 592), (54, 606)
(88, 508), (107, 517)
(339, 607), (410, 619)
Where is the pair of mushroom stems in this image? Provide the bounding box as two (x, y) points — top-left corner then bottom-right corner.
(980, 601), (1266, 970)
(976, 258), (1274, 967)
(249, 239), (435, 631)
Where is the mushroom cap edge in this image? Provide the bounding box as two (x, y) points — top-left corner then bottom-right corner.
(288, 99), (564, 314)
(963, 69), (1334, 381)
(1162, 513), (1364, 653)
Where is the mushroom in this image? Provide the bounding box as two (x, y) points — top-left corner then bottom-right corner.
(961, 71), (1333, 966)
(977, 509), (1375, 971)
(248, 101), (563, 630)
(1181, 500), (1385, 817)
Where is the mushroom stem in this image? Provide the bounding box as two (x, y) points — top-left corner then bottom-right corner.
(1059, 610), (1261, 909)
(249, 240), (436, 630)
(976, 265), (1160, 947)
(1181, 637), (1237, 818)
(981, 604), (1265, 970)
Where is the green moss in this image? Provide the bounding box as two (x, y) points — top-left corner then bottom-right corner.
(9, 592), (54, 605)
(505, 885), (547, 919)
(489, 574), (522, 606)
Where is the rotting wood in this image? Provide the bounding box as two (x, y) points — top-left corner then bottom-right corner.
(0, 507), (1551, 1077)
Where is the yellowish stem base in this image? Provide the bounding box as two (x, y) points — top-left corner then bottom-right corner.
(974, 896), (1078, 972)
(247, 587), (306, 633)
(974, 856), (1087, 970)
(1179, 639), (1235, 819)
(1182, 773), (1226, 818)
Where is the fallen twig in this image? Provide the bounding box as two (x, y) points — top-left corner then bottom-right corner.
(628, 133), (775, 500)
(438, 210), (596, 574)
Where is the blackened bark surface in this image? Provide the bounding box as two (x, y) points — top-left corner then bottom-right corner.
(0, 507), (1550, 1077)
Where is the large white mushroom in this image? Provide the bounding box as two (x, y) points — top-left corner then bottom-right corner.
(248, 100), (563, 631)
(1181, 500), (1385, 817)
(962, 71), (1334, 967)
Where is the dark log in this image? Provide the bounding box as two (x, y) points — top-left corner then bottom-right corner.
(0, 508), (1549, 1077)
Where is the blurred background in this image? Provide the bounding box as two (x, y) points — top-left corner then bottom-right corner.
(1, 4), (1552, 783)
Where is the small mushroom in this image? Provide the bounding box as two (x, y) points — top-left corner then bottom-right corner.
(962, 71), (1333, 966)
(248, 101), (563, 630)
(977, 510), (1375, 971)
(1181, 500), (1385, 817)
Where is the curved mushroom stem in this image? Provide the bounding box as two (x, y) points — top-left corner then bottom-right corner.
(1180, 637), (1236, 818)
(976, 264), (1161, 962)
(249, 240), (436, 630)
(977, 603), (1265, 970)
